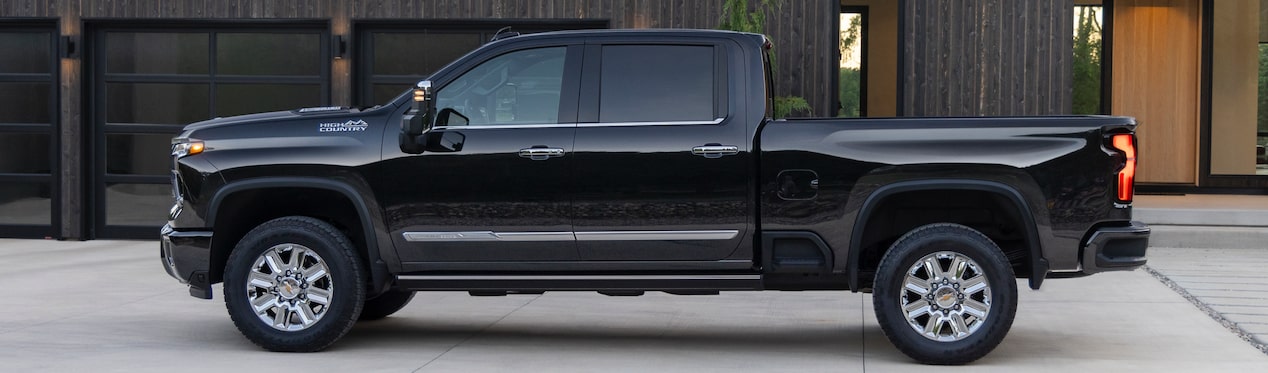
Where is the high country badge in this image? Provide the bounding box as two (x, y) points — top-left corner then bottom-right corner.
(318, 119), (369, 133)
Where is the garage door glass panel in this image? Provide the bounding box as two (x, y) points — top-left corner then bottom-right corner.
(105, 133), (174, 176)
(104, 183), (168, 226)
(0, 182), (51, 225)
(373, 32), (482, 76)
(373, 84), (407, 105)
(215, 83), (322, 117)
(105, 32), (209, 74)
(105, 83), (210, 125)
(0, 133), (51, 174)
(217, 33), (320, 76)
(598, 45), (715, 123)
(0, 82), (51, 123)
(0, 32), (51, 73)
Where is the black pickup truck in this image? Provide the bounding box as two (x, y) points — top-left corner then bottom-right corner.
(160, 29), (1149, 364)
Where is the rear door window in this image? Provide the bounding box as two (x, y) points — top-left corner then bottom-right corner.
(598, 45), (716, 123)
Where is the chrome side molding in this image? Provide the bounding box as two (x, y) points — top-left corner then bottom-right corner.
(402, 231), (574, 242)
(402, 230), (739, 242)
(396, 274), (760, 281)
(574, 230), (738, 241)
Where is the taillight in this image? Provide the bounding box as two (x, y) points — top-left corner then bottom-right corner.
(1111, 134), (1136, 202)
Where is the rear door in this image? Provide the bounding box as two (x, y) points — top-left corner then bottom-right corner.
(570, 38), (752, 262)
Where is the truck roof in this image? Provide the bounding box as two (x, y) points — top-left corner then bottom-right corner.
(490, 28), (768, 45)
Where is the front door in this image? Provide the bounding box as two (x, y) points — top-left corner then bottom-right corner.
(379, 45), (582, 263)
(571, 41), (751, 262)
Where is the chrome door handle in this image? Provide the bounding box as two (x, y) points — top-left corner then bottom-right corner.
(691, 145), (739, 158)
(519, 147), (565, 160)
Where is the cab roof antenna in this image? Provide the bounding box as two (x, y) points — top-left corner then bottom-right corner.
(490, 27), (520, 43)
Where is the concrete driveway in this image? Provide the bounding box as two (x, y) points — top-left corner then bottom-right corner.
(0, 239), (1264, 372)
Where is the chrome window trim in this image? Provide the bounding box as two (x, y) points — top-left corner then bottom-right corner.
(402, 229), (739, 242)
(577, 118), (725, 128)
(435, 123), (577, 130)
(429, 118), (725, 130)
(397, 274), (760, 281)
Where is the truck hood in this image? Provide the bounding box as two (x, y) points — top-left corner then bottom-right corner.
(182, 106), (361, 133)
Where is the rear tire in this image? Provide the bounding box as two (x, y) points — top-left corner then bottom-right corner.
(872, 223), (1018, 365)
(223, 216), (366, 352)
(359, 289), (416, 321)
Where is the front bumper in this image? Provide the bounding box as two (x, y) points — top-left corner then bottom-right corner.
(1081, 221), (1150, 274)
(160, 224), (214, 299)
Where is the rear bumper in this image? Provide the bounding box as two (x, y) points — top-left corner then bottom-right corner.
(1081, 221), (1150, 274)
(160, 224), (214, 299)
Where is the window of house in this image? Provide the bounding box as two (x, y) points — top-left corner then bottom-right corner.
(839, 9), (865, 117)
(1073, 2), (1106, 115)
(1208, 1), (1268, 176)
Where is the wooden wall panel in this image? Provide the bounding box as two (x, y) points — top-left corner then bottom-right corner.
(1209, 0), (1259, 175)
(1111, 0), (1201, 184)
(901, 0), (1073, 116)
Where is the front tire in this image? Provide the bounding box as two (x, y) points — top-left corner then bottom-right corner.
(223, 216), (366, 352)
(872, 223), (1018, 365)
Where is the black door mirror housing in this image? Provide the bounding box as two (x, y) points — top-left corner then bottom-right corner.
(400, 80), (435, 154)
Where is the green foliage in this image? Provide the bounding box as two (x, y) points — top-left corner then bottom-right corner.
(838, 68), (861, 117)
(1072, 6), (1102, 115)
(774, 96), (811, 118)
(1259, 44), (1268, 136)
(838, 15), (863, 117)
(717, 0), (776, 34)
(840, 15), (862, 65)
(717, 0), (811, 118)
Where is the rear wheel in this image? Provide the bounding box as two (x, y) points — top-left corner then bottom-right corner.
(359, 289), (416, 321)
(223, 216), (366, 352)
(872, 223), (1018, 365)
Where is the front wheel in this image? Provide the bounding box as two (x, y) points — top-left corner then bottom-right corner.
(872, 223), (1018, 365)
(223, 216), (366, 352)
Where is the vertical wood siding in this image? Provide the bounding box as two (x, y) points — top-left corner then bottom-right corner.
(902, 0), (1073, 116)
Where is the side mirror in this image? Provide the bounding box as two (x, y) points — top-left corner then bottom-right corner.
(400, 81), (434, 154)
(436, 108), (469, 127)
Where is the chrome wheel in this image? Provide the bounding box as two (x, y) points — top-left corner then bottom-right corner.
(899, 251), (992, 342)
(245, 243), (333, 332)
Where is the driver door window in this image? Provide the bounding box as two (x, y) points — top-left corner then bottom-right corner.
(435, 47), (566, 126)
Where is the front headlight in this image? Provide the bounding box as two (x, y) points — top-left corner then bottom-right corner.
(171, 138), (205, 158)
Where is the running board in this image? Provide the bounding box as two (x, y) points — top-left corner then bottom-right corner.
(394, 274), (763, 291)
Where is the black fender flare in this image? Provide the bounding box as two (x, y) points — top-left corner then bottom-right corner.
(846, 179), (1049, 291)
(208, 177), (394, 294)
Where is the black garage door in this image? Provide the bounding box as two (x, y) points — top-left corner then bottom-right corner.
(0, 26), (58, 238)
(91, 25), (330, 238)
